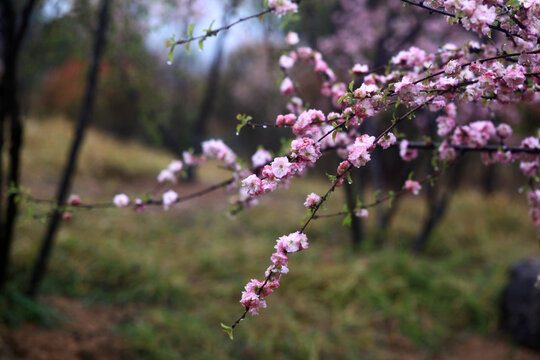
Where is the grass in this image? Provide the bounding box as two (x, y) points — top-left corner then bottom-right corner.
(2, 117), (539, 359)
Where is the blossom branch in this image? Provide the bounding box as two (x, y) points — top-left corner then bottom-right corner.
(400, 0), (524, 40)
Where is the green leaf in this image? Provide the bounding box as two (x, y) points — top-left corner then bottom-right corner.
(236, 123), (245, 135)
(388, 190), (396, 208)
(259, 13), (265, 22)
(407, 171), (414, 181)
(199, 39), (204, 51)
(185, 42), (191, 54)
(188, 23), (195, 37)
(342, 213), (352, 227)
(505, 0), (520, 6)
(337, 94), (348, 104)
(167, 44), (175, 64)
(332, 130), (338, 143)
(220, 323), (234, 340)
(326, 173), (337, 182)
(348, 80), (355, 92)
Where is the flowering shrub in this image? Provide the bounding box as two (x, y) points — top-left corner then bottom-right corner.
(27, 0), (540, 338)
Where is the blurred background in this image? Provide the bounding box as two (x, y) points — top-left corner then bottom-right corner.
(1, 0), (540, 359)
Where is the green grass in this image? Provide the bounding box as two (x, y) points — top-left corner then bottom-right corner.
(3, 118), (539, 359)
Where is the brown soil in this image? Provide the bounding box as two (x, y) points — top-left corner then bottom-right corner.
(2, 295), (540, 360)
(0, 295), (134, 360)
(439, 335), (540, 360)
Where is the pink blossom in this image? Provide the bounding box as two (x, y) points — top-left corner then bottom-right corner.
(355, 208), (369, 218)
(182, 151), (202, 166)
(304, 192), (321, 208)
(436, 116), (455, 137)
(162, 190), (178, 211)
(261, 179), (278, 193)
(242, 174), (263, 197)
(280, 77), (295, 95)
(279, 54), (295, 69)
(268, 0), (298, 17)
(113, 194), (130, 208)
(521, 137), (540, 150)
(496, 123), (512, 140)
(400, 140), (419, 162)
(201, 139), (236, 166)
(438, 140), (457, 161)
(378, 133), (397, 149)
(444, 60), (461, 75)
(68, 194), (81, 206)
(240, 290), (267, 315)
(394, 77), (421, 105)
(503, 65), (526, 89)
(251, 149), (272, 168)
(275, 231), (309, 253)
(275, 113), (296, 127)
(291, 137), (322, 163)
(62, 212), (72, 220)
(271, 157), (291, 179)
(285, 31), (299, 45)
(261, 165), (275, 180)
(168, 160), (183, 173)
(520, 161), (539, 176)
(157, 169), (176, 183)
(404, 180), (422, 195)
(529, 207), (540, 227)
(337, 161), (350, 175)
(348, 134), (375, 167)
(352, 63), (369, 74)
(527, 190), (540, 206)
(271, 252), (289, 267)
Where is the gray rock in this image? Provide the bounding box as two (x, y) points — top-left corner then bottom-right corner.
(501, 257), (540, 350)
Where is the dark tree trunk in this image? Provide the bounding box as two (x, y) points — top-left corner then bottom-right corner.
(186, 0), (239, 180)
(27, 0), (111, 297)
(411, 157), (465, 253)
(0, 0), (38, 291)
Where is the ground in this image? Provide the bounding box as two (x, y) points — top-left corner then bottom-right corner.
(1, 118), (540, 359)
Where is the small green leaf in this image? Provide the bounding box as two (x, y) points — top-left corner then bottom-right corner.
(198, 39), (204, 51)
(337, 94), (348, 104)
(342, 213), (352, 227)
(505, 0), (520, 6)
(188, 23), (195, 37)
(167, 45), (175, 63)
(348, 80), (355, 92)
(220, 323), (234, 340)
(259, 13), (265, 22)
(185, 42), (191, 54)
(388, 190), (396, 208)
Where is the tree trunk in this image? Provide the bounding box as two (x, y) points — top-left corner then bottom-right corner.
(0, 0), (38, 291)
(27, 0), (111, 297)
(186, 0), (239, 180)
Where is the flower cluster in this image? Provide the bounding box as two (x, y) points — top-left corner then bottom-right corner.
(240, 232), (308, 315)
(269, 0), (298, 17)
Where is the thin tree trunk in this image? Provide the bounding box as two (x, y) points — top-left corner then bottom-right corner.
(27, 0), (111, 297)
(411, 157), (465, 253)
(0, 0), (38, 291)
(187, 0), (239, 180)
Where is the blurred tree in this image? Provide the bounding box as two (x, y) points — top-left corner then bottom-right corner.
(0, 0), (39, 291)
